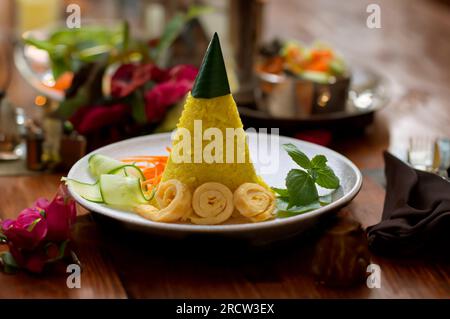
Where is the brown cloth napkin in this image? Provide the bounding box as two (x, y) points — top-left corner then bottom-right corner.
(367, 152), (450, 257)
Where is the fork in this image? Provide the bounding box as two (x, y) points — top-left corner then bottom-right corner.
(407, 137), (440, 174)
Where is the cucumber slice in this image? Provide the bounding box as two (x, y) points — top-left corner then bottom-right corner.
(99, 174), (149, 206)
(89, 154), (124, 178)
(65, 154), (148, 208)
(109, 165), (145, 180)
(63, 178), (103, 203)
(89, 154), (145, 180)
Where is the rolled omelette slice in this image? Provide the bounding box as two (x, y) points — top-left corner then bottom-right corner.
(161, 32), (268, 192)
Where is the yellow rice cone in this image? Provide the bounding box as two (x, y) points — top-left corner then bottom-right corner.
(161, 93), (267, 192)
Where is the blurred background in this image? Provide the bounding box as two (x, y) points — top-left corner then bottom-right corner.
(0, 0), (449, 175)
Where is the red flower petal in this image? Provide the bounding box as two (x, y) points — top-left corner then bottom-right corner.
(111, 63), (169, 98)
(144, 80), (192, 122)
(168, 64), (198, 82)
(1, 208), (47, 250)
(71, 104), (129, 135)
(45, 185), (77, 242)
(34, 198), (50, 211)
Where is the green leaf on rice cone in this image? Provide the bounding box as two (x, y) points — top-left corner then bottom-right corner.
(191, 32), (230, 98)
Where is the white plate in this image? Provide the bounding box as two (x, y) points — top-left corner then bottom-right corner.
(67, 132), (362, 244)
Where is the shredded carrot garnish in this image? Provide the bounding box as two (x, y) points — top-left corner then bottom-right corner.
(121, 150), (170, 191)
(122, 156), (168, 162)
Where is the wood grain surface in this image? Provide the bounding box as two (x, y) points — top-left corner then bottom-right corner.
(0, 0), (449, 298)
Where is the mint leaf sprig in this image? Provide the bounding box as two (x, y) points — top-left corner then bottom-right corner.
(273, 143), (340, 217)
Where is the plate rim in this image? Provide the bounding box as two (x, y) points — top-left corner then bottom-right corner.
(67, 132), (363, 233)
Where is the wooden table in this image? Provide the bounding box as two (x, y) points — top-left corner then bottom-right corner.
(1, 0), (449, 298)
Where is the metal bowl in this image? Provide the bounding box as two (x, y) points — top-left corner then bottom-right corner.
(255, 71), (351, 117)
(239, 66), (389, 132)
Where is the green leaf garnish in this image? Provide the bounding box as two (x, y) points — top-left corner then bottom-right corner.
(311, 155), (327, 168)
(271, 187), (289, 197)
(286, 169), (318, 207)
(283, 143), (311, 169)
(276, 197), (321, 216)
(314, 166), (340, 189)
(191, 32), (230, 98)
(275, 143), (340, 216)
(276, 194), (335, 218)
